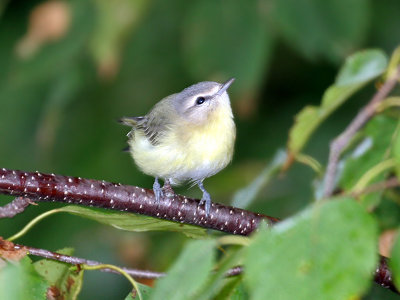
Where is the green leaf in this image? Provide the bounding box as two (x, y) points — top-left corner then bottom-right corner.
(195, 247), (243, 300)
(0, 256), (48, 300)
(33, 248), (83, 300)
(336, 49), (388, 85)
(385, 45), (400, 80)
(271, 0), (371, 62)
(150, 239), (216, 300)
(392, 119), (400, 178)
(124, 283), (153, 300)
(244, 198), (378, 300)
(339, 115), (399, 209)
(33, 247), (74, 286)
(59, 205), (206, 238)
(214, 277), (248, 300)
(183, 0), (274, 95)
(288, 49), (388, 157)
(232, 150), (286, 209)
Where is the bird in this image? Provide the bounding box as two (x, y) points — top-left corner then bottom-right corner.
(120, 78), (236, 215)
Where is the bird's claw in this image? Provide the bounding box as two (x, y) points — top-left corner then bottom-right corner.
(199, 192), (211, 216)
(162, 179), (175, 198)
(153, 178), (164, 204)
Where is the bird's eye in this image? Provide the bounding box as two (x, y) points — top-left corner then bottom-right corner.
(196, 96), (205, 105)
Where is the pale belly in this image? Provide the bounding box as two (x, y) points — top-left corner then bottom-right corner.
(130, 117), (235, 184)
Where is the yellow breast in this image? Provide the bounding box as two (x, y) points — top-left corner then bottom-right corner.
(180, 107), (235, 166)
(130, 105), (236, 184)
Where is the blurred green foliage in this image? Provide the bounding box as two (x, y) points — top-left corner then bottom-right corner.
(245, 199), (377, 300)
(1, 0), (400, 299)
(0, 256), (48, 299)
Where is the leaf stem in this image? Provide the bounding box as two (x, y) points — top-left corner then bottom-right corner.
(353, 158), (396, 192)
(7, 209), (61, 241)
(83, 264), (143, 300)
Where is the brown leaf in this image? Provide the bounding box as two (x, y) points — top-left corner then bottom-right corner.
(46, 285), (63, 300)
(0, 237), (27, 261)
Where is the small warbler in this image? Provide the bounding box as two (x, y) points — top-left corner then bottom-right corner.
(120, 78), (236, 215)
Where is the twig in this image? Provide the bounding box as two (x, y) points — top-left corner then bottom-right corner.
(0, 197), (34, 218)
(350, 177), (400, 198)
(0, 167), (397, 293)
(17, 243), (244, 279)
(224, 265), (243, 277)
(24, 245), (164, 279)
(323, 66), (400, 198)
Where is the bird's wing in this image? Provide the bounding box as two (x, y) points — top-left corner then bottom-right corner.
(120, 97), (176, 146)
(138, 111), (172, 146)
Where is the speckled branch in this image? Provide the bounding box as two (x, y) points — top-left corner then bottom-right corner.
(0, 168), (278, 235)
(375, 255), (397, 293)
(0, 167), (396, 293)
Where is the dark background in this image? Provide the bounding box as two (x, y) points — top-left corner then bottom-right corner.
(0, 0), (399, 298)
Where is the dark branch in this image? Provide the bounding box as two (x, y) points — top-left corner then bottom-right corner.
(323, 66), (400, 197)
(0, 167), (396, 293)
(0, 168), (278, 235)
(375, 255), (397, 293)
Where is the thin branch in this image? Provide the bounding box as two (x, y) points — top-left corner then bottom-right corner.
(323, 66), (400, 198)
(224, 265), (243, 277)
(16, 243), (243, 280)
(0, 197), (34, 218)
(350, 177), (400, 198)
(24, 245), (165, 279)
(0, 167), (397, 293)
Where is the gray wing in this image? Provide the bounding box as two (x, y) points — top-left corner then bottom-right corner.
(120, 97), (175, 146)
(136, 115), (170, 146)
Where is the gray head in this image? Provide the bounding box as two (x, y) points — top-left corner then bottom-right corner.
(172, 78), (235, 124)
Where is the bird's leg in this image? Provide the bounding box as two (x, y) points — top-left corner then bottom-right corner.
(162, 178), (175, 198)
(153, 177), (164, 203)
(198, 181), (211, 216)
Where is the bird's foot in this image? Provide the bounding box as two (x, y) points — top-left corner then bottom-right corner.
(198, 181), (211, 216)
(199, 192), (211, 216)
(162, 179), (175, 198)
(153, 177), (164, 204)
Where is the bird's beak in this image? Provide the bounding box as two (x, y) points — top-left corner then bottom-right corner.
(216, 78), (235, 97)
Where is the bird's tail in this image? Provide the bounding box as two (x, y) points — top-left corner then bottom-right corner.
(118, 116), (144, 127)
(119, 117), (144, 152)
